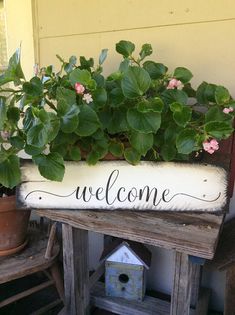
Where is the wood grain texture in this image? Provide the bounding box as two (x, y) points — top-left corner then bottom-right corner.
(37, 210), (224, 259)
(0, 229), (59, 284)
(91, 282), (197, 315)
(170, 253), (193, 315)
(62, 224), (89, 315)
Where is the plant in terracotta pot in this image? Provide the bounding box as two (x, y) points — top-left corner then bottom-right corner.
(0, 40), (234, 189)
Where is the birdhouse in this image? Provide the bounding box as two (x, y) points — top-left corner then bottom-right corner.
(100, 239), (151, 301)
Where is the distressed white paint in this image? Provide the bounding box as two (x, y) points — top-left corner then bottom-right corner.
(107, 245), (143, 266)
(17, 161), (228, 212)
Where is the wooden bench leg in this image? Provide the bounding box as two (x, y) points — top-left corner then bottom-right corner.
(224, 265), (235, 315)
(50, 262), (65, 302)
(62, 224), (89, 315)
(170, 252), (193, 315)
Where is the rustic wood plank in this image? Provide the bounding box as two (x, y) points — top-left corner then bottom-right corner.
(45, 222), (57, 259)
(62, 224), (89, 315)
(190, 264), (201, 308)
(170, 252), (193, 315)
(91, 281), (170, 315)
(37, 210), (224, 259)
(195, 287), (210, 315)
(19, 161), (228, 213)
(91, 282), (197, 315)
(0, 229), (60, 284)
(224, 265), (235, 315)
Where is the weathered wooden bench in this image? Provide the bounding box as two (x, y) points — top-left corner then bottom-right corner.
(0, 223), (64, 313)
(37, 209), (225, 315)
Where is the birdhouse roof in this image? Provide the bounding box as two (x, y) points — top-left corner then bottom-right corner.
(100, 239), (151, 269)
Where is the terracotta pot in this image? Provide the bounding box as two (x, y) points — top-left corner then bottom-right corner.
(0, 195), (30, 256)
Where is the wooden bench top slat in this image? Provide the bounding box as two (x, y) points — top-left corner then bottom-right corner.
(36, 210), (224, 259)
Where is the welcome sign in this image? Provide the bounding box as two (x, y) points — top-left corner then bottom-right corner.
(17, 161), (228, 212)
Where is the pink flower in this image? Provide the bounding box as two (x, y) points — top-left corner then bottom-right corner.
(223, 107), (234, 114)
(75, 83), (85, 94)
(167, 78), (183, 90)
(82, 93), (93, 104)
(210, 139), (219, 150)
(203, 139), (219, 154)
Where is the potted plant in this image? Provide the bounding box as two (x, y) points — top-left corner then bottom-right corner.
(0, 40), (234, 211)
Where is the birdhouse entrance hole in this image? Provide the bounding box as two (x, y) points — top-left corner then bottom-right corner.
(119, 273), (129, 283)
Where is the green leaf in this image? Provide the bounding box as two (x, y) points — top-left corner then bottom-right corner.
(25, 144), (45, 155)
(143, 61), (167, 79)
(23, 77), (43, 97)
(56, 87), (76, 106)
(161, 144), (176, 161)
(205, 121), (234, 139)
(170, 102), (192, 127)
(109, 141), (124, 157)
(46, 114), (60, 142)
(69, 146), (81, 161)
(27, 123), (48, 148)
(139, 43), (153, 60)
(69, 68), (95, 88)
(9, 136), (25, 149)
(124, 147), (141, 165)
(196, 82), (217, 104)
(58, 99), (80, 133)
(107, 108), (129, 134)
(86, 150), (100, 165)
(0, 97), (7, 129)
(116, 40), (135, 57)
(162, 89), (188, 105)
(79, 56), (94, 70)
(109, 88), (125, 107)
(76, 105), (100, 136)
(130, 132), (153, 155)
(33, 152), (65, 181)
(137, 98), (164, 113)
(205, 106), (232, 123)
(215, 86), (230, 105)
(173, 67), (193, 84)
(176, 128), (197, 154)
(7, 107), (20, 123)
(0, 154), (21, 188)
(92, 88), (107, 108)
(127, 108), (161, 133)
(0, 49), (25, 86)
(121, 66), (151, 98)
(119, 59), (130, 73)
(99, 49), (108, 65)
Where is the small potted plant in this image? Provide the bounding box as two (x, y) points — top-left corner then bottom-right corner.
(0, 40), (234, 212)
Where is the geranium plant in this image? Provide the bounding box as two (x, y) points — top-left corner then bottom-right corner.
(0, 40), (234, 188)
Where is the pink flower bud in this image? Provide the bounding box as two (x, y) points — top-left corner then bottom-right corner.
(203, 139), (219, 154)
(75, 83), (85, 94)
(223, 107), (234, 114)
(167, 78), (183, 90)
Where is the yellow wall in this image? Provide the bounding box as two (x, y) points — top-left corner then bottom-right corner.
(4, 0), (35, 79)
(35, 0), (235, 97)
